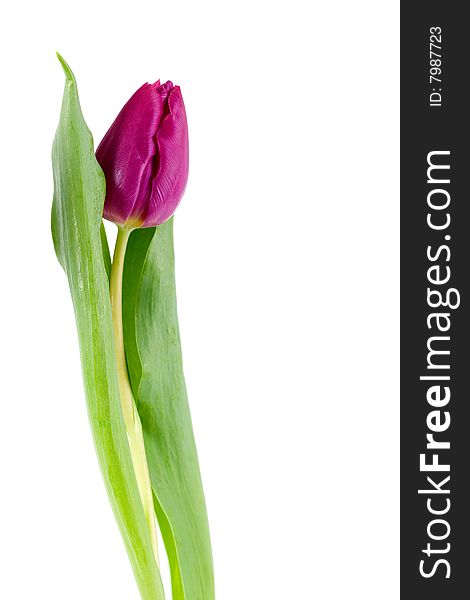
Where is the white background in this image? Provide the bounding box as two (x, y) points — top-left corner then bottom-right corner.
(0, 1), (399, 598)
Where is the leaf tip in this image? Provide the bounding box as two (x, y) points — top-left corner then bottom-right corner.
(56, 52), (75, 83)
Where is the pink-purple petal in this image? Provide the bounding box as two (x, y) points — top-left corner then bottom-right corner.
(143, 86), (189, 227)
(97, 80), (189, 228)
(96, 83), (163, 226)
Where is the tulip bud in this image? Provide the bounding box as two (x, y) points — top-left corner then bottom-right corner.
(96, 80), (189, 228)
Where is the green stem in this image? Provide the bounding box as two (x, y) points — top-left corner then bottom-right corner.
(110, 226), (159, 566)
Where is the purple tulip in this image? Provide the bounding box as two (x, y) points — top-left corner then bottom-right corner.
(96, 80), (189, 228)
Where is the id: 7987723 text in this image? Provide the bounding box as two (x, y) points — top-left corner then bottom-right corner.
(429, 26), (442, 107)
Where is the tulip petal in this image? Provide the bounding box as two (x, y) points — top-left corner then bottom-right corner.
(142, 86), (189, 227)
(96, 83), (163, 226)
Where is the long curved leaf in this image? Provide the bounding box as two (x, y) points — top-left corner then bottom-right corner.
(51, 55), (164, 600)
(123, 220), (215, 600)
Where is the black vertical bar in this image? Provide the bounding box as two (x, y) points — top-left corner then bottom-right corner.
(401, 4), (469, 599)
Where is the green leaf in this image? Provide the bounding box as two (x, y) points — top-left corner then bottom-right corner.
(51, 54), (164, 600)
(100, 221), (112, 281)
(123, 219), (215, 600)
